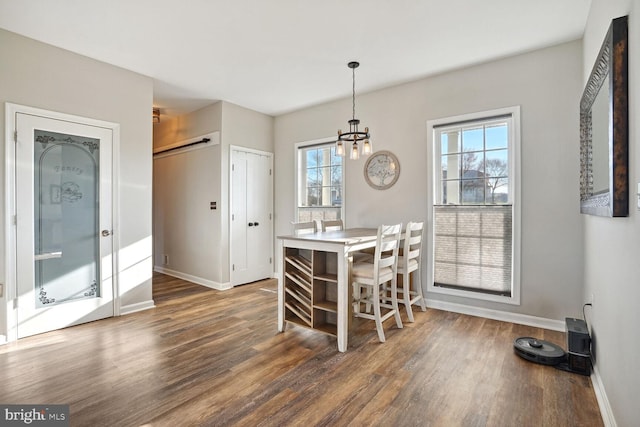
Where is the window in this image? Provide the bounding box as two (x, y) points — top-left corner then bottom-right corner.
(296, 140), (344, 223)
(428, 107), (520, 304)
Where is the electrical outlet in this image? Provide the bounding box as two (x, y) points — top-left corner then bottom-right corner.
(163, 254), (169, 265)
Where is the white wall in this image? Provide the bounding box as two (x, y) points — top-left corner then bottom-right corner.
(582, 1), (640, 426)
(153, 103), (223, 285)
(221, 102), (275, 282)
(275, 40), (584, 322)
(0, 28), (154, 334)
(153, 101), (273, 286)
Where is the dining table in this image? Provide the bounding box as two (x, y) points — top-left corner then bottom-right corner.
(277, 227), (380, 352)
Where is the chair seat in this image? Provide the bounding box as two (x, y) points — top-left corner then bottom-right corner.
(351, 262), (394, 282)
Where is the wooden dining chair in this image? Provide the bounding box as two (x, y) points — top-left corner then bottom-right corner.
(395, 221), (426, 322)
(320, 219), (343, 232)
(351, 223), (403, 343)
(292, 220), (317, 236)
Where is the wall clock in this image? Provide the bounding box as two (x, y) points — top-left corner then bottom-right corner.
(364, 150), (400, 190)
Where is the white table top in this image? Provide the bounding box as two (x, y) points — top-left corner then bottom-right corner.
(277, 228), (378, 245)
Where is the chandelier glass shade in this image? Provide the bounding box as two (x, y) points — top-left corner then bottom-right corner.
(336, 61), (371, 160)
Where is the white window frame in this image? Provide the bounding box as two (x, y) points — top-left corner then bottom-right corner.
(294, 137), (345, 223)
(427, 106), (521, 305)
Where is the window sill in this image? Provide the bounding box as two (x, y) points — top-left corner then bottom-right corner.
(427, 283), (520, 305)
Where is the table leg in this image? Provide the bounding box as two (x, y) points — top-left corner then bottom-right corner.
(337, 248), (349, 352)
(277, 240), (285, 332)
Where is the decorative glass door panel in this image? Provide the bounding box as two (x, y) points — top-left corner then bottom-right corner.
(34, 130), (100, 307)
(15, 110), (114, 339)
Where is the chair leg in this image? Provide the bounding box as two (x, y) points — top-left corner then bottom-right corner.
(415, 269), (426, 311)
(403, 271), (415, 322)
(390, 279), (403, 330)
(372, 287), (386, 343)
(365, 287), (373, 313)
(352, 282), (361, 315)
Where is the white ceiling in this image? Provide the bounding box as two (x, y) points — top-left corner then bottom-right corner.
(0, 0), (591, 118)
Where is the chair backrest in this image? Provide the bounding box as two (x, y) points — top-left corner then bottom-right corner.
(403, 221), (424, 269)
(321, 219), (343, 232)
(292, 221), (317, 236)
(373, 223), (402, 276)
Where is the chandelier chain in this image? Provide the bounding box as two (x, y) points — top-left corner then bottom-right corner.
(352, 66), (356, 120)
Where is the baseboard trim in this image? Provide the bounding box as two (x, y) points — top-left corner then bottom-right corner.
(591, 363), (616, 427)
(154, 266), (232, 291)
(425, 299), (565, 331)
(120, 300), (155, 316)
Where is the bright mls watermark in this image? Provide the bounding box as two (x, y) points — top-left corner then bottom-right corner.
(0, 405), (69, 426)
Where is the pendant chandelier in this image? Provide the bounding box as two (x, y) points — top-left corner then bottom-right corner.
(336, 61), (371, 160)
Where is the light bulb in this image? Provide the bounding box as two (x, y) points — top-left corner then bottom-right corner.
(362, 139), (372, 155)
(350, 142), (359, 160)
(336, 140), (345, 156)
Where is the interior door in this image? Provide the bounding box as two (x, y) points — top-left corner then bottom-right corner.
(231, 148), (273, 285)
(15, 112), (114, 338)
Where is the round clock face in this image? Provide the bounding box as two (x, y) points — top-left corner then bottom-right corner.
(364, 150), (400, 190)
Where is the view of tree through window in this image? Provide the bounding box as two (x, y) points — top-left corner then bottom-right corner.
(297, 143), (343, 222)
(440, 121), (509, 205)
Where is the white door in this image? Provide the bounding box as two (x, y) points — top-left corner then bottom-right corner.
(231, 148), (273, 285)
(15, 112), (114, 338)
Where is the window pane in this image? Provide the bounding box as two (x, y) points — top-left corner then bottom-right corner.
(331, 148), (342, 165)
(486, 178), (509, 203)
(306, 149), (319, 167)
(441, 154), (460, 180)
(306, 168), (318, 186)
(317, 147), (331, 167)
(332, 166), (342, 186)
(321, 166), (332, 186)
(485, 150), (508, 203)
(318, 186), (331, 206)
(306, 186), (319, 206)
(462, 151), (484, 177)
(441, 131), (460, 154)
(485, 149), (508, 175)
(461, 179), (486, 204)
(441, 180), (459, 204)
(331, 186), (342, 206)
(486, 124), (508, 150)
(462, 127), (483, 152)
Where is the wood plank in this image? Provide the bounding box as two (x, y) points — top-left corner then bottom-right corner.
(0, 273), (603, 426)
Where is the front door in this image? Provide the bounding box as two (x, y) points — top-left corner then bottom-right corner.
(230, 148), (273, 285)
(15, 111), (114, 338)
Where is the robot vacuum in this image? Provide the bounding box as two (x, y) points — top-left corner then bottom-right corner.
(513, 337), (566, 366)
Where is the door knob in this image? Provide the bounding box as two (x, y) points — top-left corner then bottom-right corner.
(101, 230), (111, 237)
(248, 222), (254, 227)
(254, 222), (259, 226)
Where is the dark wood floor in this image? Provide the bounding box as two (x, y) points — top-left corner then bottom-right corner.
(0, 273), (602, 426)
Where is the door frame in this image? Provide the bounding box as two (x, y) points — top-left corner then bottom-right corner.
(229, 145), (274, 286)
(4, 103), (121, 343)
